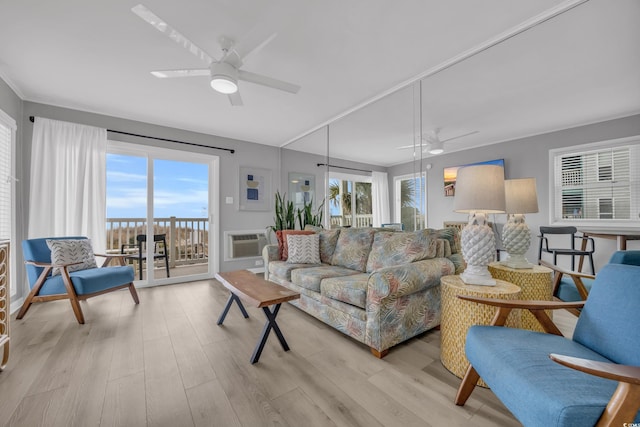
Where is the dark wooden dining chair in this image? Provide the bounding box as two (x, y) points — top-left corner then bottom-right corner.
(121, 234), (170, 280)
(537, 226), (596, 275)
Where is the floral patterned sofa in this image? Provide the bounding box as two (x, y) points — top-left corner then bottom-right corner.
(262, 226), (464, 357)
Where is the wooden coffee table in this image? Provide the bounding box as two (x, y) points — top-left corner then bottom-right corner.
(215, 270), (300, 364)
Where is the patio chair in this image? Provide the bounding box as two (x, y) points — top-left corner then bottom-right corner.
(19, 237), (139, 324)
(121, 234), (170, 280)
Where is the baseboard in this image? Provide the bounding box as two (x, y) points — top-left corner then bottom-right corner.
(10, 297), (24, 315)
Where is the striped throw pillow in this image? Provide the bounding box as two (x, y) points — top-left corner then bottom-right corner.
(46, 239), (97, 276)
(286, 234), (321, 264)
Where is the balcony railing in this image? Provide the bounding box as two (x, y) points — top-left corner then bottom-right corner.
(107, 217), (208, 268)
(329, 214), (373, 228)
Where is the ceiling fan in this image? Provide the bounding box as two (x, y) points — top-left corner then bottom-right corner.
(131, 4), (301, 106)
(397, 129), (478, 155)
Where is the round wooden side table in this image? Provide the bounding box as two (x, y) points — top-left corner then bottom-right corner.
(440, 275), (521, 387)
(488, 262), (553, 333)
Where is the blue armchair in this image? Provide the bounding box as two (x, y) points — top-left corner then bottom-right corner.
(19, 237), (139, 324)
(541, 250), (640, 316)
(455, 259), (640, 426)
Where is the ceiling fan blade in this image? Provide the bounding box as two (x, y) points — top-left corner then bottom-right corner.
(238, 70), (300, 94)
(132, 4), (215, 65)
(396, 143), (427, 150)
(228, 91), (243, 106)
(233, 33), (277, 64)
(441, 130), (479, 143)
(150, 69), (209, 78)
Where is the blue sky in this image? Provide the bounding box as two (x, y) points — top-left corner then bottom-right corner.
(106, 154), (209, 219)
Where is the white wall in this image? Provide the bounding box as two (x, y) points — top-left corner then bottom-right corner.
(7, 84), (640, 306)
(388, 114), (640, 270)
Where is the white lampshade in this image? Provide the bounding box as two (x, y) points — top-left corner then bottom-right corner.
(502, 177), (539, 269)
(210, 62), (238, 94)
(453, 164), (505, 286)
(505, 178), (539, 214)
(454, 165), (506, 213)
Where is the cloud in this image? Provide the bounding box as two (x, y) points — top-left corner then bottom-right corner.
(107, 171), (146, 182)
(176, 177), (207, 185)
(153, 189), (208, 207)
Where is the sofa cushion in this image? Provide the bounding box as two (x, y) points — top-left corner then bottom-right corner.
(291, 265), (361, 292)
(321, 273), (370, 309)
(37, 265), (134, 296)
(269, 261), (321, 281)
(331, 228), (376, 272)
(305, 226), (342, 264)
(365, 230), (436, 273)
(287, 234), (321, 264)
(448, 253), (466, 275)
(427, 228), (460, 254)
(466, 326), (639, 426)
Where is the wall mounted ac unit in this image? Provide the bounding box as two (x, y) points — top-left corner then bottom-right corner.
(226, 231), (268, 260)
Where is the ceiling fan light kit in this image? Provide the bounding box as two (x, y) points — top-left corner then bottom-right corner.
(132, 4), (300, 105)
(428, 140), (444, 155)
(210, 63), (239, 94)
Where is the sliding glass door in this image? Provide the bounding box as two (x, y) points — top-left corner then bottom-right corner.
(106, 142), (218, 285)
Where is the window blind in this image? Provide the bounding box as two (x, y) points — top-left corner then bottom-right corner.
(552, 138), (640, 224)
(0, 116), (13, 240)
(0, 109), (15, 296)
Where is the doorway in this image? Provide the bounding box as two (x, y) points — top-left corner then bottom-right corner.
(106, 142), (218, 285)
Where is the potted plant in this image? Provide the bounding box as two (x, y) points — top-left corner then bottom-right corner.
(297, 198), (325, 230)
(268, 191), (296, 236)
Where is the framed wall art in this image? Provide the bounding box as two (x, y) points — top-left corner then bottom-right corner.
(443, 158), (504, 197)
(239, 166), (272, 211)
(288, 172), (315, 211)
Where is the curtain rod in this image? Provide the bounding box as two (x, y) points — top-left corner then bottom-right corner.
(29, 116), (235, 154)
(317, 163), (372, 173)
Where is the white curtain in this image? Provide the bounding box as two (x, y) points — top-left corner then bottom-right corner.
(372, 171), (390, 227)
(28, 118), (107, 252)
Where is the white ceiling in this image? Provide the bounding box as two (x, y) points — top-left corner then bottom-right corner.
(1, 0), (638, 166)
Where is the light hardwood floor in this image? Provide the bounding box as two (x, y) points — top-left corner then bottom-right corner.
(0, 279), (577, 427)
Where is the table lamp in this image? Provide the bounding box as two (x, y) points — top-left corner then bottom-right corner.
(454, 164), (506, 286)
(501, 178), (539, 269)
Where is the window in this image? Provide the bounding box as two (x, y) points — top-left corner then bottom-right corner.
(550, 136), (639, 226)
(0, 109), (16, 295)
(394, 173), (426, 231)
(328, 172), (372, 228)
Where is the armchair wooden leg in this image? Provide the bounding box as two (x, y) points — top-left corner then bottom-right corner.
(68, 295), (85, 324)
(16, 294), (35, 319)
(1, 341), (9, 370)
(16, 268), (50, 320)
(596, 382), (640, 427)
(61, 269), (85, 324)
(455, 364), (481, 405)
(128, 283), (140, 304)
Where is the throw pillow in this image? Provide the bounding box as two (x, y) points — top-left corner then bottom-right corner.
(286, 234), (321, 264)
(281, 230), (315, 261)
(46, 239), (97, 276)
(276, 230), (285, 260)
